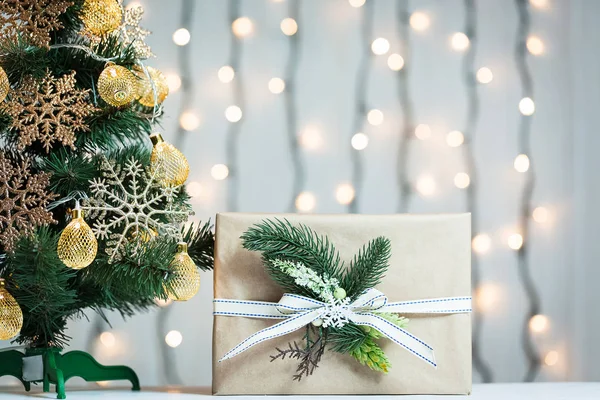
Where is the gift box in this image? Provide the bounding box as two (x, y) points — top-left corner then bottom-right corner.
(212, 213), (472, 395)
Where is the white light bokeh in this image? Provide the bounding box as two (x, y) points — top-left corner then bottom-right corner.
(454, 172), (470, 189)
(100, 332), (116, 348)
(416, 175), (436, 197)
(299, 127), (323, 150)
(165, 73), (181, 92)
(527, 35), (545, 56)
(450, 32), (470, 51)
(351, 133), (369, 150)
(532, 206), (549, 223)
(472, 234), (491, 254)
(172, 28), (190, 46)
(179, 112), (200, 131)
(508, 233), (524, 250)
(348, 0), (366, 7)
(410, 12), (430, 31)
(476, 67), (493, 84)
(529, 314), (550, 333)
(232, 17), (253, 38)
(544, 350), (559, 366)
(415, 124), (431, 140)
(165, 330), (183, 348)
(225, 105), (243, 123)
(211, 164), (229, 181)
(218, 66), (235, 83)
(367, 109), (384, 126)
(186, 181), (203, 198)
(280, 18), (298, 36)
(519, 97), (535, 116)
(371, 38), (390, 55)
(514, 154), (530, 172)
(446, 130), (465, 147)
(387, 53), (405, 71)
(335, 183), (355, 205)
(295, 192), (316, 212)
(268, 77), (285, 94)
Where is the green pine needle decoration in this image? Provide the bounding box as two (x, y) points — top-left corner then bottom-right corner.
(341, 236), (391, 298)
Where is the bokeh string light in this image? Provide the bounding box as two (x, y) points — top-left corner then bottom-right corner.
(225, 0), (247, 211)
(395, 1), (416, 212)
(282, 1), (305, 212)
(514, 0), (543, 382)
(458, 0), (494, 383)
(347, 0), (375, 213)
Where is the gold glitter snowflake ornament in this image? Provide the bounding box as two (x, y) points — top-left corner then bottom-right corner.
(0, 0), (73, 49)
(0, 71), (97, 153)
(82, 156), (191, 263)
(0, 153), (57, 252)
(116, 4), (153, 59)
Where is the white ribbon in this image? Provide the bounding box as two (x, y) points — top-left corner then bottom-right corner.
(214, 288), (471, 367)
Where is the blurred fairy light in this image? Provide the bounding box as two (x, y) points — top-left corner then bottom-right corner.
(186, 181), (203, 197)
(218, 66), (235, 83)
(225, 105), (243, 123)
(371, 38), (390, 55)
(529, 314), (549, 333)
(125, 1), (142, 10)
(232, 17), (254, 38)
(172, 28), (191, 46)
(519, 97), (535, 115)
(414, 124), (431, 140)
(532, 206), (549, 223)
(165, 73), (182, 92)
(514, 154), (530, 172)
(450, 32), (470, 51)
(280, 18), (298, 36)
(351, 133), (369, 150)
(416, 175), (436, 197)
(367, 109), (384, 126)
(335, 183), (356, 205)
(475, 283), (501, 313)
(409, 11), (430, 32)
(268, 77), (285, 94)
(446, 130), (465, 147)
(299, 127), (323, 150)
(544, 350), (559, 366)
(476, 67), (493, 84)
(387, 53), (404, 71)
(348, 0), (366, 7)
(179, 112), (200, 131)
(454, 172), (471, 189)
(526, 35), (545, 56)
(155, 298), (173, 308)
(211, 164), (229, 181)
(529, 0), (549, 9)
(165, 330), (183, 348)
(508, 233), (524, 250)
(100, 332), (116, 348)
(295, 191), (316, 212)
(472, 234), (491, 254)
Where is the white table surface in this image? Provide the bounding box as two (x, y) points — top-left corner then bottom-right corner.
(0, 383), (599, 399)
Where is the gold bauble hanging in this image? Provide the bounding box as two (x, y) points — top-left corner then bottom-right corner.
(0, 66), (9, 103)
(57, 208), (98, 270)
(166, 242), (200, 302)
(135, 66), (169, 108)
(150, 133), (189, 186)
(97, 64), (139, 107)
(80, 0), (123, 36)
(0, 279), (23, 341)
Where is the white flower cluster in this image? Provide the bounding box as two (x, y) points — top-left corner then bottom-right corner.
(271, 259), (341, 303)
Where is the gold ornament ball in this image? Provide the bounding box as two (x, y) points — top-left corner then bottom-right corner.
(98, 64), (139, 107)
(150, 133), (190, 186)
(0, 66), (9, 103)
(135, 67), (169, 108)
(0, 279), (23, 341)
(166, 243), (200, 301)
(80, 0), (123, 36)
(57, 209), (98, 270)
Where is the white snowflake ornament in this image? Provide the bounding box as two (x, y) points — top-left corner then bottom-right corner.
(321, 297), (352, 329)
(82, 155), (191, 263)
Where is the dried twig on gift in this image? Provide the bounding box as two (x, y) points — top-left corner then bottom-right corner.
(270, 325), (327, 381)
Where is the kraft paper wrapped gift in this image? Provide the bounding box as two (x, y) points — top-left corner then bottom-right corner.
(212, 213), (472, 395)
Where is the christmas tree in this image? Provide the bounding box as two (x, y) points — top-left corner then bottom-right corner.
(0, 1), (213, 397)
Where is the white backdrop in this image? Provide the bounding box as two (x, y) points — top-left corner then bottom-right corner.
(1, 0), (599, 388)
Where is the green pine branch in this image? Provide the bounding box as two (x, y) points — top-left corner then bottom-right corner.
(181, 221), (214, 271)
(241, 219), (345, 285)
(341, 236), (390, 298)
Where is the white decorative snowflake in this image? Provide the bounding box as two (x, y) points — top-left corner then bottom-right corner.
(82, 156), (190, 263)
(321, 297), (352, 329)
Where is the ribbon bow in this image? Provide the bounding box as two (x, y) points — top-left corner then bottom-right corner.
(214, 288), (471, 367)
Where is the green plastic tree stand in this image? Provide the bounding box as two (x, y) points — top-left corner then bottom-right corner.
(0, 347), (140, 399)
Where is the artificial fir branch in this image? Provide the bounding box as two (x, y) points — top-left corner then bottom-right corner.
(271, 325), (327, 381)
(241, 218), (345, 285)
(341, 236), (391, 298)
(181, 221), (214, 271)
